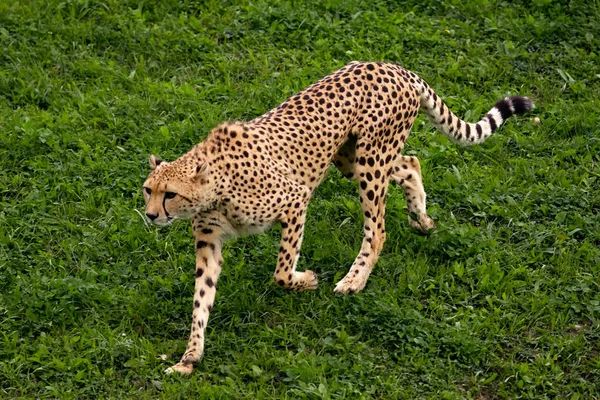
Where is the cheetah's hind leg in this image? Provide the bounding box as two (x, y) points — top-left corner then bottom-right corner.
(391, 155), (435, 233)
(333, 142), (390, 294)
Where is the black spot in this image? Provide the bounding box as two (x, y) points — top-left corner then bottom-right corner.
(194, 300), (200, 308)
(196, 268), (204, 278)
(199, 289), (205, 297)
(201, 228), (213, 234)
(196, 241), (208, 249)
(367, 190), (375, 200)
(206, 277), (214, 288)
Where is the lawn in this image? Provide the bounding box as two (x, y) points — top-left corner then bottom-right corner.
(1, 0), (599, 398)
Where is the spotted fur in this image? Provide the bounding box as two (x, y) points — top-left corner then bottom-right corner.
(142, 61), (534, 374)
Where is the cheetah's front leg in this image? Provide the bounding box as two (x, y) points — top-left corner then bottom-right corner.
(165, 214), (225, 375)
(273, 194), (318, 291)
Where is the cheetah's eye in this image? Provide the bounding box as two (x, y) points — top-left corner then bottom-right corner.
(144, 187), (152, 196)
(165, 191), (177, 199)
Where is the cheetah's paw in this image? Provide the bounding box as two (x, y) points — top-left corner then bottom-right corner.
(164, 362), (194, 375)
(299, 269), (319, 290)
(333, 274), (367, 295)
(409, 213), (436, 233)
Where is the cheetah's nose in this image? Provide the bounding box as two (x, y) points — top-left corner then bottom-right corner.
(146, 212), (158, 221)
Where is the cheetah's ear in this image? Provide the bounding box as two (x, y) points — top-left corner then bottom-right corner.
(149, 155), (163, 170)
(191, 161), (209, 181)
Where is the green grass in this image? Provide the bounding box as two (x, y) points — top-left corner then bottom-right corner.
(1, 0), (599, 398)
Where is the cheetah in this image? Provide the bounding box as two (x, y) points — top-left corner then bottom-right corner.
(142, 61), (534, 374)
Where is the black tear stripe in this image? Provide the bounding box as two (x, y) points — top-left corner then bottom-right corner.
(162, 196), (170, 218)
(494, 98), (512, 121)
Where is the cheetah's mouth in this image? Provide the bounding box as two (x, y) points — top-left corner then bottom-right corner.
(150, 216), (176, 226)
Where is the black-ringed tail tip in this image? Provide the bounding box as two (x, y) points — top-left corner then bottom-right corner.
(419, 82), (535, 145)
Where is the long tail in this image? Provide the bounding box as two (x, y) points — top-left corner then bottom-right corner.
(418, 80), (534, 145)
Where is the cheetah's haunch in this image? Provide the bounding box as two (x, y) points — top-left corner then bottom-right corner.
(142, 62), (534, 374)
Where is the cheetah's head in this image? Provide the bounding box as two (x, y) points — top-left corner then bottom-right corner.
(142, 153), (217, 226)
